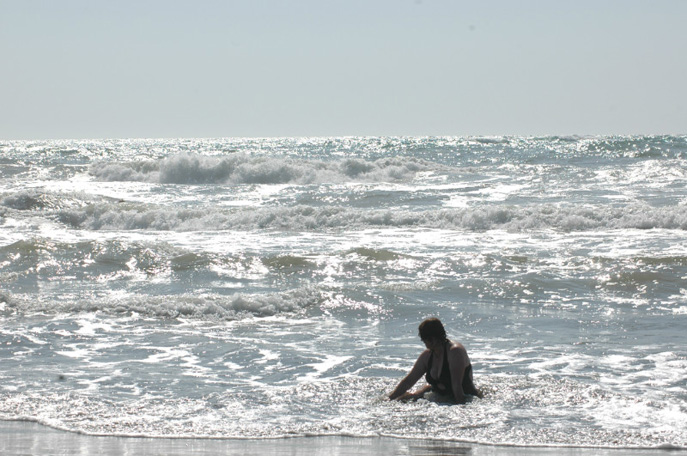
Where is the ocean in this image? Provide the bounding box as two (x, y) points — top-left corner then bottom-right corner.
(1, 136), (686, 449)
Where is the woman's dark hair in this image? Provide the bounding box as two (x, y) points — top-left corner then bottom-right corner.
(418, 318), (447, 341)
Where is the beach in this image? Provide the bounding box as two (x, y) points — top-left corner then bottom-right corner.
(3, 421), (685, 456)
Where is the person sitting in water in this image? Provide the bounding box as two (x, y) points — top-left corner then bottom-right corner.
(389, 318), (482, 404)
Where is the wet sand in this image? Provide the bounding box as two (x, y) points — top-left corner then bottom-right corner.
(1, 420), (684, 456)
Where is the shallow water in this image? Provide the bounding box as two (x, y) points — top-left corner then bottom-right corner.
(1, 136), (686, 448)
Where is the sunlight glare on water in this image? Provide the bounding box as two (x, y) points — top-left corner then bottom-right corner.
(1, 136), (686, 448)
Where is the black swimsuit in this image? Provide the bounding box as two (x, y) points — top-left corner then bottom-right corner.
(425, 340), (480, 400)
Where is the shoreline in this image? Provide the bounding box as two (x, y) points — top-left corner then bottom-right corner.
(1, 420), (684, 456)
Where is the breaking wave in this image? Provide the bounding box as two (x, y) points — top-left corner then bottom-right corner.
(4, 287), (323, 320)
(88, 153), (436, 185)
(53, 201), (687, 232)
(3, 190), (687, 232)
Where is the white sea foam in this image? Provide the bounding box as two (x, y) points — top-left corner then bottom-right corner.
(88, 153), (436, 185)
(9, 188), (687, 233)
(46, 200), (687, 232)
(1, 374), (685, 448)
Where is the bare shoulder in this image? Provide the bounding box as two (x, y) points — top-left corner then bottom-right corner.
(447, 340), (469, 363)
(413, 348), (432, 370)
(447, 340), (466, 352)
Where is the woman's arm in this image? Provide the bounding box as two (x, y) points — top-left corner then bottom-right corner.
(395, 384), (432, 402)
(447, 344), (468, 404)
(388, 351), (429, 400)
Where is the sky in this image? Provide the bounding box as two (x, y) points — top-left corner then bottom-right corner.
(1, 0), (686, 139)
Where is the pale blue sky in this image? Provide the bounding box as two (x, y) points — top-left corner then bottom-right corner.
(1, 0), (685, 139)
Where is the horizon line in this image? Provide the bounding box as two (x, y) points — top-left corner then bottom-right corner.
(2, 132), (686, 142)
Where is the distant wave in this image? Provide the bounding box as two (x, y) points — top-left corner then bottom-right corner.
(88, 153), (436, 185)
(3, 190), (687, 232)
(54, 202), (687, 232)
(4, 287), (322, 320)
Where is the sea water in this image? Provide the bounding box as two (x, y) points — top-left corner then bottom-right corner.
(0, 136), (686, 448)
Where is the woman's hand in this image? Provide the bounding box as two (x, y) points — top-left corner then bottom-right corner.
(393, 384), (432, 402)
(396, 391), (420, 402)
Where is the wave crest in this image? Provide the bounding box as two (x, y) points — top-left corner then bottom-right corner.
(6, 288), (322, 320)
(4, 189), (687, 233)
(53, 201), (687, 232)
(89, 153), (435, 185)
